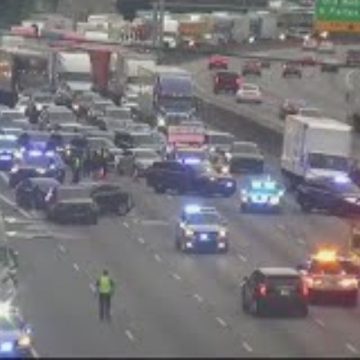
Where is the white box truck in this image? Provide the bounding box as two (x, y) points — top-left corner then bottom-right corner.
(281, 115), (352, 186)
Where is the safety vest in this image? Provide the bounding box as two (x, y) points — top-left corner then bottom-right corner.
(98, 275), (113, 294)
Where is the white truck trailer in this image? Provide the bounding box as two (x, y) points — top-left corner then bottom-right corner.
(281, 115), (352, 186)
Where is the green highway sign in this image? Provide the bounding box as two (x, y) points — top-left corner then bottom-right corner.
(316, 0), (360, 22)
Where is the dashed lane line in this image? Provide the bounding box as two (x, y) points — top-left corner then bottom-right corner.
(73, 263), (80, 271)
(171, 273), (182, 281)
(123, 222), (129, 228)
(242, 341), (253, 353)
(237, 254), (248, 262)
(193, 293), (204, 303)
(137, 237), (145, 244)
(30, 346), (40, 359)
(313, 318), (325, 328)
(154, 254), (162, 263)
(216, 317), (227, 328)
(125, 329), (136, 342)
(0, 193), (32, 219)
(346, 343), (359, 354)
(58, 244), (66, 253)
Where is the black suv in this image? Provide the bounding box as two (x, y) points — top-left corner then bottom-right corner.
(296, 176), (360, 214)
(241, 267), (308, 317)
(145, 160), (236, 197)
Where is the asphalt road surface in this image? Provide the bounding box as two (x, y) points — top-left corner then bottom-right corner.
(2, 43), (360, 357)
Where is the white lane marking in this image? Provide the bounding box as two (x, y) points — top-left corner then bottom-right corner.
(193, 293), (204, 303)
(314, 318), (325, 328)
(276, 224), (286, 232)
(166, 195), (173, 200)
(171, 273), (182, 281)
(4, 216), (17, 224)
(242, 341), (253, 353)
(58, 244), (66, 253)
(6, 231), (17, 237)
(216, 317), (227, 328)
(0, 172), (9, 184)
(0, 193), (32, 219)
(132, 218), (139, 224)
(237, 253), (248, 262)
(346, 69), (356, 90)
(89, 283), (96, 293)
(30, 346), (40, 359)
(138, 237), (145, 244)
(125, 329), (136, 342)
(346, 343), (359, 354)
(123, 222), (129, 228)
(154, 253), (162, 263)
(73, 263), (80, 271)
(296, 238), (305, 245)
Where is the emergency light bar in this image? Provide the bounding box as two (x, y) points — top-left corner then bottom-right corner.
(313, 249), (337, 263)
(183, 158), (201, 165)
(28, 150), (42, 157)
(0, 134), (16, 141)
(184, 205), (201, 214)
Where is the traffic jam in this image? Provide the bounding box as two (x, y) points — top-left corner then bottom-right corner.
(0, 3), (360, 357)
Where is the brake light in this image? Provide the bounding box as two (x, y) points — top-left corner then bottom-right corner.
(258, 283), (267, 296)
(215, 77), (219, 84)
(236, 77), (243, 85)
(301, 282), (308, 297)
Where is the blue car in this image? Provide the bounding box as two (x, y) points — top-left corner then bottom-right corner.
(0, 303), (32, 358)
(9, 149), (65, 188)
(240, 175), (285, 212)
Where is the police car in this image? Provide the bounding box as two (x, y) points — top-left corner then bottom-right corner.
(0, 135), (18, 171)
(169, 146), (209, 163)
(175, 205), (229, 253)
(9, 150), (65, 188)
(298, 249), (359, 307)
(0, 302), (32, 357)
(240, 176), (285, 212)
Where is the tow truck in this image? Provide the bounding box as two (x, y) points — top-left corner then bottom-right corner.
(175, 205), (229, 253)
(297, 249), (359, 306)
(240, 175), (285, 212)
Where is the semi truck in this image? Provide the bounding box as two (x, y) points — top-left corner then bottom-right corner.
(137, 64), (196, 123)
(281, 115), (352, 187)
(53, 51), (92, 93)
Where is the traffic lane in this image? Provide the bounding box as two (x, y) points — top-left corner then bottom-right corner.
(45, 215), (247, 357)
(120, 179), (355, 357)
(9, 227), (137, 357)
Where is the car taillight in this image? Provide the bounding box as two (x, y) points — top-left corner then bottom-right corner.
(301, 283), (308, 297)
(236, 77), (243, 85)
(258, 283), (267, 296)
(215, 77), (219, 84)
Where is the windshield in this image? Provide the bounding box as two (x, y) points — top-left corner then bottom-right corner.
(106, 108), (131, 119)
(208, 134), (233, 145)
(187, 212), (221, 225)
(177, 150), (207, 160)
(134, 151), (158, 159)
(60, 72), (92, 82)
(232, 143), (259, 154)
(33, 94), (52, 103)
(132, 134), (156, 146)
(308, 153), (348, 171)
(0, 139), (16, 149)
(159, 98), (194, 113)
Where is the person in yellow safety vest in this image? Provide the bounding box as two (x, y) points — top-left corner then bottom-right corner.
(96, 269), (115, 321)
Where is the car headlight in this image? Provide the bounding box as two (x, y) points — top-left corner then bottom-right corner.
(225, 152), (232, 160)
(73, 104), (79, 111)
(219, 229), (227, 238)
(36, 168), (46, 174)
(18, 335), (31, 347)
(185, 229), (194, 237)
(49, 164), (56, 170)
(157, 118), (166, 127)
(209, 177), (216, 182)
(270, 197), (280, 205)
(10, 166), (19, 173)
(221, 166), (229, 174)
(345, 197), (357, 203)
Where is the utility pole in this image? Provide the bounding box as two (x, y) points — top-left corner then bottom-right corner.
(157, 0), (165, 63)
(152, 1), (159, 51)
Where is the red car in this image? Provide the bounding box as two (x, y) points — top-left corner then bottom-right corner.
(208, 55), (229, 70)
(298, 55), (317, 66)
(242, 60), (262, 76)
(213, 71), (243, 94)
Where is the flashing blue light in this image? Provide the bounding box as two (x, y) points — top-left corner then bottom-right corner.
(334, 175), (350, 184)
(0, 134), (16, 141)
(200, 233), (208, 240)
(45, 151), (55, 157)
(251, 181), (263, 190)
(183, 158), (201, 165)
(226, 182), (233, 188)
(0, 342), (13, 353)
(184, 205), (201, 214)
(264, 181), (276, 190)
(28, 150), (43, 157)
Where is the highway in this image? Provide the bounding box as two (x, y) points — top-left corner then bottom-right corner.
(1, 43), (360, 356)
